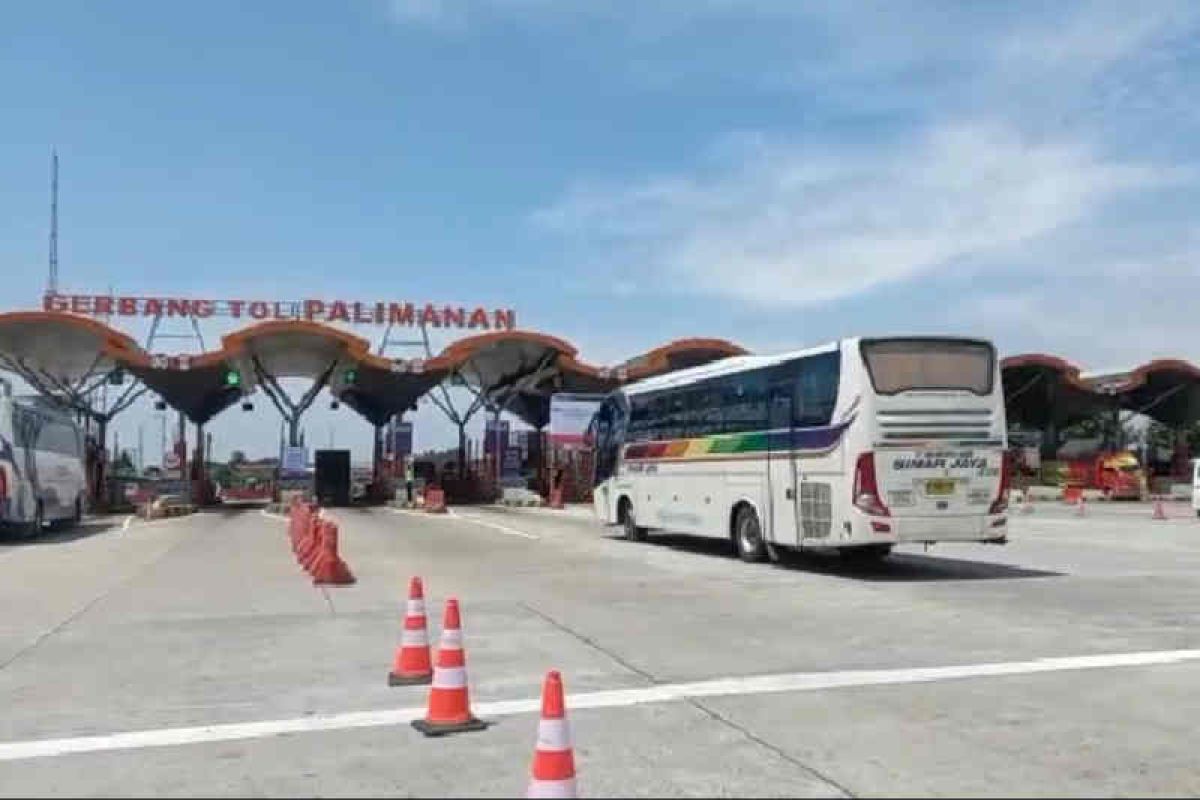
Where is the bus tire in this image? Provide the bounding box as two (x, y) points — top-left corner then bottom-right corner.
(619, 498), (646, 542)
(839, 544), (892, 563)
(23, 502), (45, 539)
(733, 504), (767, 563)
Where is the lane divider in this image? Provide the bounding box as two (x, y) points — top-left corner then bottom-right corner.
(3, 647), (1199, 762)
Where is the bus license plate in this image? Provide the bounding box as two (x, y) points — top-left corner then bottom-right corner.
(926, 479), (956, 496)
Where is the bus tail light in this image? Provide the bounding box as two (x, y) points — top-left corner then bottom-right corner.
(853, 452), (890, 517)
(989, 452), (1012, 515)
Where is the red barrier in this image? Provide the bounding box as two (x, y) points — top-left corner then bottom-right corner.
(425, 487), (448, 514)
(311, 519), (355, 586)
(299, 513), (323, 572)
(1063, 486), (1083, 505)
(288, 499), (308, 554)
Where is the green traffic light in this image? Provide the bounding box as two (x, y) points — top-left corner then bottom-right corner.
(224, 369), (241, 387)
(344, 368), (358, 384)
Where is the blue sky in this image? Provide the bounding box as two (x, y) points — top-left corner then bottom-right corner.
(2, 1), (1199, 461)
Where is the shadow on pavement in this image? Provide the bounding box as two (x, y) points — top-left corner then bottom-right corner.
(0, 518), (122, 548)
(605, 532), (1064, 581)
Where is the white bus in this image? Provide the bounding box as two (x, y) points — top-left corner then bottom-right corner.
(589, 336), (1011, 563)
(0, 383), (87, 537)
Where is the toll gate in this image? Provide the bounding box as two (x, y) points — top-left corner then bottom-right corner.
(6, 302), (1200, 513)
(0, 308), (746, 510)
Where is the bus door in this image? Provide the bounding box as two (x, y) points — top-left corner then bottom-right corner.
(766, 382), (798, 545)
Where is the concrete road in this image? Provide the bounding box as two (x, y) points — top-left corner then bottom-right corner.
(1, 500), (1199, 797)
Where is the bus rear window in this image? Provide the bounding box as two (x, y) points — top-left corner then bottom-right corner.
(860, 339), (994, 395)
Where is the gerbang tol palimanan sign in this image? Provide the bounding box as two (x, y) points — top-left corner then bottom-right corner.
(43, 293), (517, 330)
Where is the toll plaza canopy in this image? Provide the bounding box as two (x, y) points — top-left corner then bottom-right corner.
(1002, 354), (1200, 430)
(0, 311), (148, 421)
(0, 311), (747, 430)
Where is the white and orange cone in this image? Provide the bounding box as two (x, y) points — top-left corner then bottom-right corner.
(389, 577), (433, 686)
(411, 598), (488, 736)
(527, 670), (577, 799)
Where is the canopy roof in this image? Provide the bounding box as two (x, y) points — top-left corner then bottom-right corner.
(0, 311), (747, 429)
(1002, 354), (1200, 429)
(0, 311), (140, 384)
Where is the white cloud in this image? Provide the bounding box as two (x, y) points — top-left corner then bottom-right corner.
(534, 121), (1183, 309)
(387, 0), (454, 25)
(951, 262), (1200, 367)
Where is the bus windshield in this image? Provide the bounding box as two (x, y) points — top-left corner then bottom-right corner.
(861, 338), (994, 395)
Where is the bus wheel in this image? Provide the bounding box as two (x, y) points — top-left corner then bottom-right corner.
(23, 502), (45, 539)
(734, 505), (767, 563)
(839, 544), (892, 564)
(620, 499), (646, 542)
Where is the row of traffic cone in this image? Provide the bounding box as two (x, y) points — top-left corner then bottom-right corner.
(1046, 489), (1180, 521)
(288, 497), (356, 586)
(388, 577), (577, 797)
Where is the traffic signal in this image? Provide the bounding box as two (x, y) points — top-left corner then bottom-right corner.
(344, 367), (358, 385)
(224, 368), (241, 388)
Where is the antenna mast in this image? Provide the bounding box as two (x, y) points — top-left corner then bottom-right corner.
(48, 149), (59, 295)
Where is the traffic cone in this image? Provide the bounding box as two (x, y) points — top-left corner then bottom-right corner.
(1153, 497), (1168, 520)
(411, 598), (488, 736)
(527, 670), (577, 799)
(312, 519), (355, 586)
(297, 515), (321, 573)
(298, 512), (321, 570)
(388, 577), (433, 686)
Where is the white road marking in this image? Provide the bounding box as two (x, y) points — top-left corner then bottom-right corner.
(386, 506), (539, 540)
(136, 513), (202, 529)
(1, 647), (1198, 762)
(260, 509), (289, 522)
(121, 515), (133, 531)
(450, 511), (540, 540)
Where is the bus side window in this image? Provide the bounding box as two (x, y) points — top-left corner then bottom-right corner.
(794, 351), (840, 428)
(720, 369), (767, 434)
(593, 400), (616, 482)
(628, 395), (651, 443)
(690, 383), (722, 438)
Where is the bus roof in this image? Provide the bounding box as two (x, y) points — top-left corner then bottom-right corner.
(620, 339), (846, 396)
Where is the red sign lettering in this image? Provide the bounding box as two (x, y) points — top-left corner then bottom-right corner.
(36, 293), (518, 331)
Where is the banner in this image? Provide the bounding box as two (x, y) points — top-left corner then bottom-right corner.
(391, 423), (413, 457)
(281, 445), (308, 477)
(549, 393), (604, 446)
(503, 447), (522, 477)
(484, 420), (510, 455)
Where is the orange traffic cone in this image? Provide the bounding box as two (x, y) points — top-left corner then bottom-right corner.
(412, 598), (488, 736)
(298, 513), (322, 570)
(389, 577), (433, 686)
(311, 519), (356, 586)
(1153, 497), (1168, 520)
(527, 670), (577, 799)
